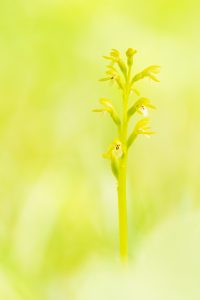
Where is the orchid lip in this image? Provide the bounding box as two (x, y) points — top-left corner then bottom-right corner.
(139, 105), (148, 117)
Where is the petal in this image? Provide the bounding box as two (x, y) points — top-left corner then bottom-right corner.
(139, 106), (149, 117)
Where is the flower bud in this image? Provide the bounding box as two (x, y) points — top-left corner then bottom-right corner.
(126, 48), (137, 67)
(118, 59), (127, 77)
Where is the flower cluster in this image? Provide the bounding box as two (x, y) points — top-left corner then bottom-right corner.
(93, 48), (159, 178)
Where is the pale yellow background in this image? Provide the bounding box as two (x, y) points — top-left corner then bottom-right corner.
(0, 0), (200, 298)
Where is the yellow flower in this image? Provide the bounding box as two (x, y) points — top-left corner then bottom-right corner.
(132, 65), (160, 84)
(92, 98), (121, 127)
(127, 118), (155, 147)
(102, 139), (123, 160)
(128, 97), (156, 119)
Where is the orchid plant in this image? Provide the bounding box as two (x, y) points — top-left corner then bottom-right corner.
(93, 48), (160, 263)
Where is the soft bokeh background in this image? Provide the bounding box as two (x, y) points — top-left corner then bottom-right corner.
(0, 0), (200, 299)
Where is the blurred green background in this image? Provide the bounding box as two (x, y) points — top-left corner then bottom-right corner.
(0, 0), (200, 299)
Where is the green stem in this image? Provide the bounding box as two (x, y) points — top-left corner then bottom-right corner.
(117, 66), (132, 263)
(118, 150), (128, 262)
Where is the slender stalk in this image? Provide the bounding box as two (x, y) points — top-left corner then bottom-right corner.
(117, 149), (128, 262)
(117, 69), (131, 263)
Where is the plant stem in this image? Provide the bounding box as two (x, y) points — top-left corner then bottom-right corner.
(118, 151), (128, 262)
(117, 67), (131, 263)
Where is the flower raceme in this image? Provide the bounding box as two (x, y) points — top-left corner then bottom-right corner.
(93, 47), (160, 262)
(93, 47), (159, 178)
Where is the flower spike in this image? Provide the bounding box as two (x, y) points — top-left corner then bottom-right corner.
(93, 47), (159, 262)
